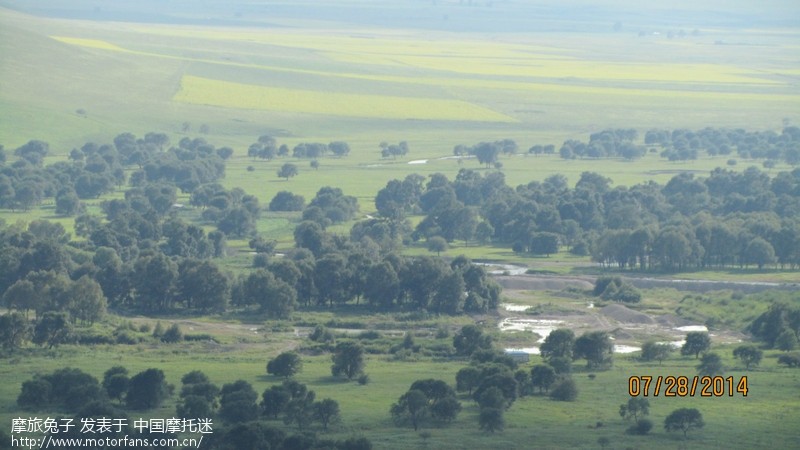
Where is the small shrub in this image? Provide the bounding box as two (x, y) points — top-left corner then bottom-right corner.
(627, 418), (653, 435)
(358, 330), (382, 340)
(161, 324), (183, 343)
(549, 377), (578, 402)
(357, 374), (370, 385)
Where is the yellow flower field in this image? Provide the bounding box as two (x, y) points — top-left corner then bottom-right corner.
(50, 36), (127, 52)
(172, 75), (516, 122)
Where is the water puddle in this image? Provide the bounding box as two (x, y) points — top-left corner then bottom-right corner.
(501, 303), (531, 312)
(407, 159), (428, 165)
(613, 345), (641, 354)
(475, 263), (528, 276)
(674, 325), (708, 332)
(498, 318), (563, 342)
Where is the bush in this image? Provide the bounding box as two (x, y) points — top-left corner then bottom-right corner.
(549, 377), (578, 402)
(161, 324), (183, 343)
(358, 374), (370, 385)
(627, 418), (653, 435)
(778, 352), (800, 368)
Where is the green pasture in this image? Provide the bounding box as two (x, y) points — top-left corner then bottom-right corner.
(1, 330), (798, 449)
(1, 6), (798, 151)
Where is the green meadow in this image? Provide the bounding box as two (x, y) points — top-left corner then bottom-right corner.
(1, 1), (800, 449)
(2, 313), (799, 450)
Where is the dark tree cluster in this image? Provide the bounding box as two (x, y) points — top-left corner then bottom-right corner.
(0, 139), (128, 213)
(17, 366), (171, 413)
(645, 126), (800, 164)
(374, 166), (800, 272)
(558, 129), (644, 160)
(247, 137), (349, 160)
(592, 276), (642, 303)
(128, 135), (226, 193)
(193, 184), (262, 238)
(302, 186), (359, 227)
(540, 328), (613, 370)
(749, 301), (800, 350)
(380, 141), (409, 159)
(453, 139), (516, 167)
(390, 379), (461, 431)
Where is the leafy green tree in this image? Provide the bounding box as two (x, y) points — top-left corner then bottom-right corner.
(530, 364), (556, 394)
(431, 271), (465, 315)
(664, 408), (704, 438)
(55, 189), (83, 216)
(697, 352), (724, 376)
(574, 331), (613, 369)
(177, 259), (229, 312)
(453, 324), (493, 356)
(776, 328), (799, 351)
(219, 380), (260, 424)
(283, 387), (316, 429)
(261, 385), (291, 419)
(277, 163), (299, 180)
(177, 371), (219, 419)
(67, 276), (106, 325)
(476, 386), (506, 410)
(640, 341), (673, 365)
(126, 368), (171, 410)
(3, 279), (38, 318)
(430, 395), (461, 423)
(529, 232), (559, 256)
(240, 269), (297, 318)
(540, 328), (575, 361)
(681, 332), (711, 359)
(102, 366), (129, 403)
(0, 312), (30, 350)
(777, 352), (800, 367)
(744, 237), (776, 269)
(619, 398), (650, 422)
(732, 345), (763, 369)
(331, 341), (365, 379)
(390, 389), (429, 431)
(132, 253), (177, 312)
(473, 373), (518, 408)
(33, 312), (71, 349)
(267, 352), (303, 379)
(18, 368), (104, 412)
(426, 236), (448, 256)
(269, 191), (305, 211)
(364, 261), (400, 311)
(313, 398), (340, 430)
(478, 407), (504, 433)
(455, 366), (481, 395)
(549, 377), (578, 402)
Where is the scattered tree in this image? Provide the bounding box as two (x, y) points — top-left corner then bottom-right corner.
(732, 345), (763, 370)
(277, 163), (299, 180)
(664, 408), (704, 438)
(697, 352), (724, 376)
(681, 332), (711, 359)
(331, 341), (365, 380)
(267, 352), (303, 379)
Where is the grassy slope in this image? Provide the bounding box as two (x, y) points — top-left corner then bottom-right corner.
(1, 332), (798, 449)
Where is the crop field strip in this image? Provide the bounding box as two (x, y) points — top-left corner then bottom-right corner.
(48, 32), (800, 123)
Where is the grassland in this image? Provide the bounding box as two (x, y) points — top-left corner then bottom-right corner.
(1, 309), (798, 449)
(1, 3), (800, 449)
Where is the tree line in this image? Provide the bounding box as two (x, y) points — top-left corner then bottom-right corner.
(373, 166), (800, 271)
